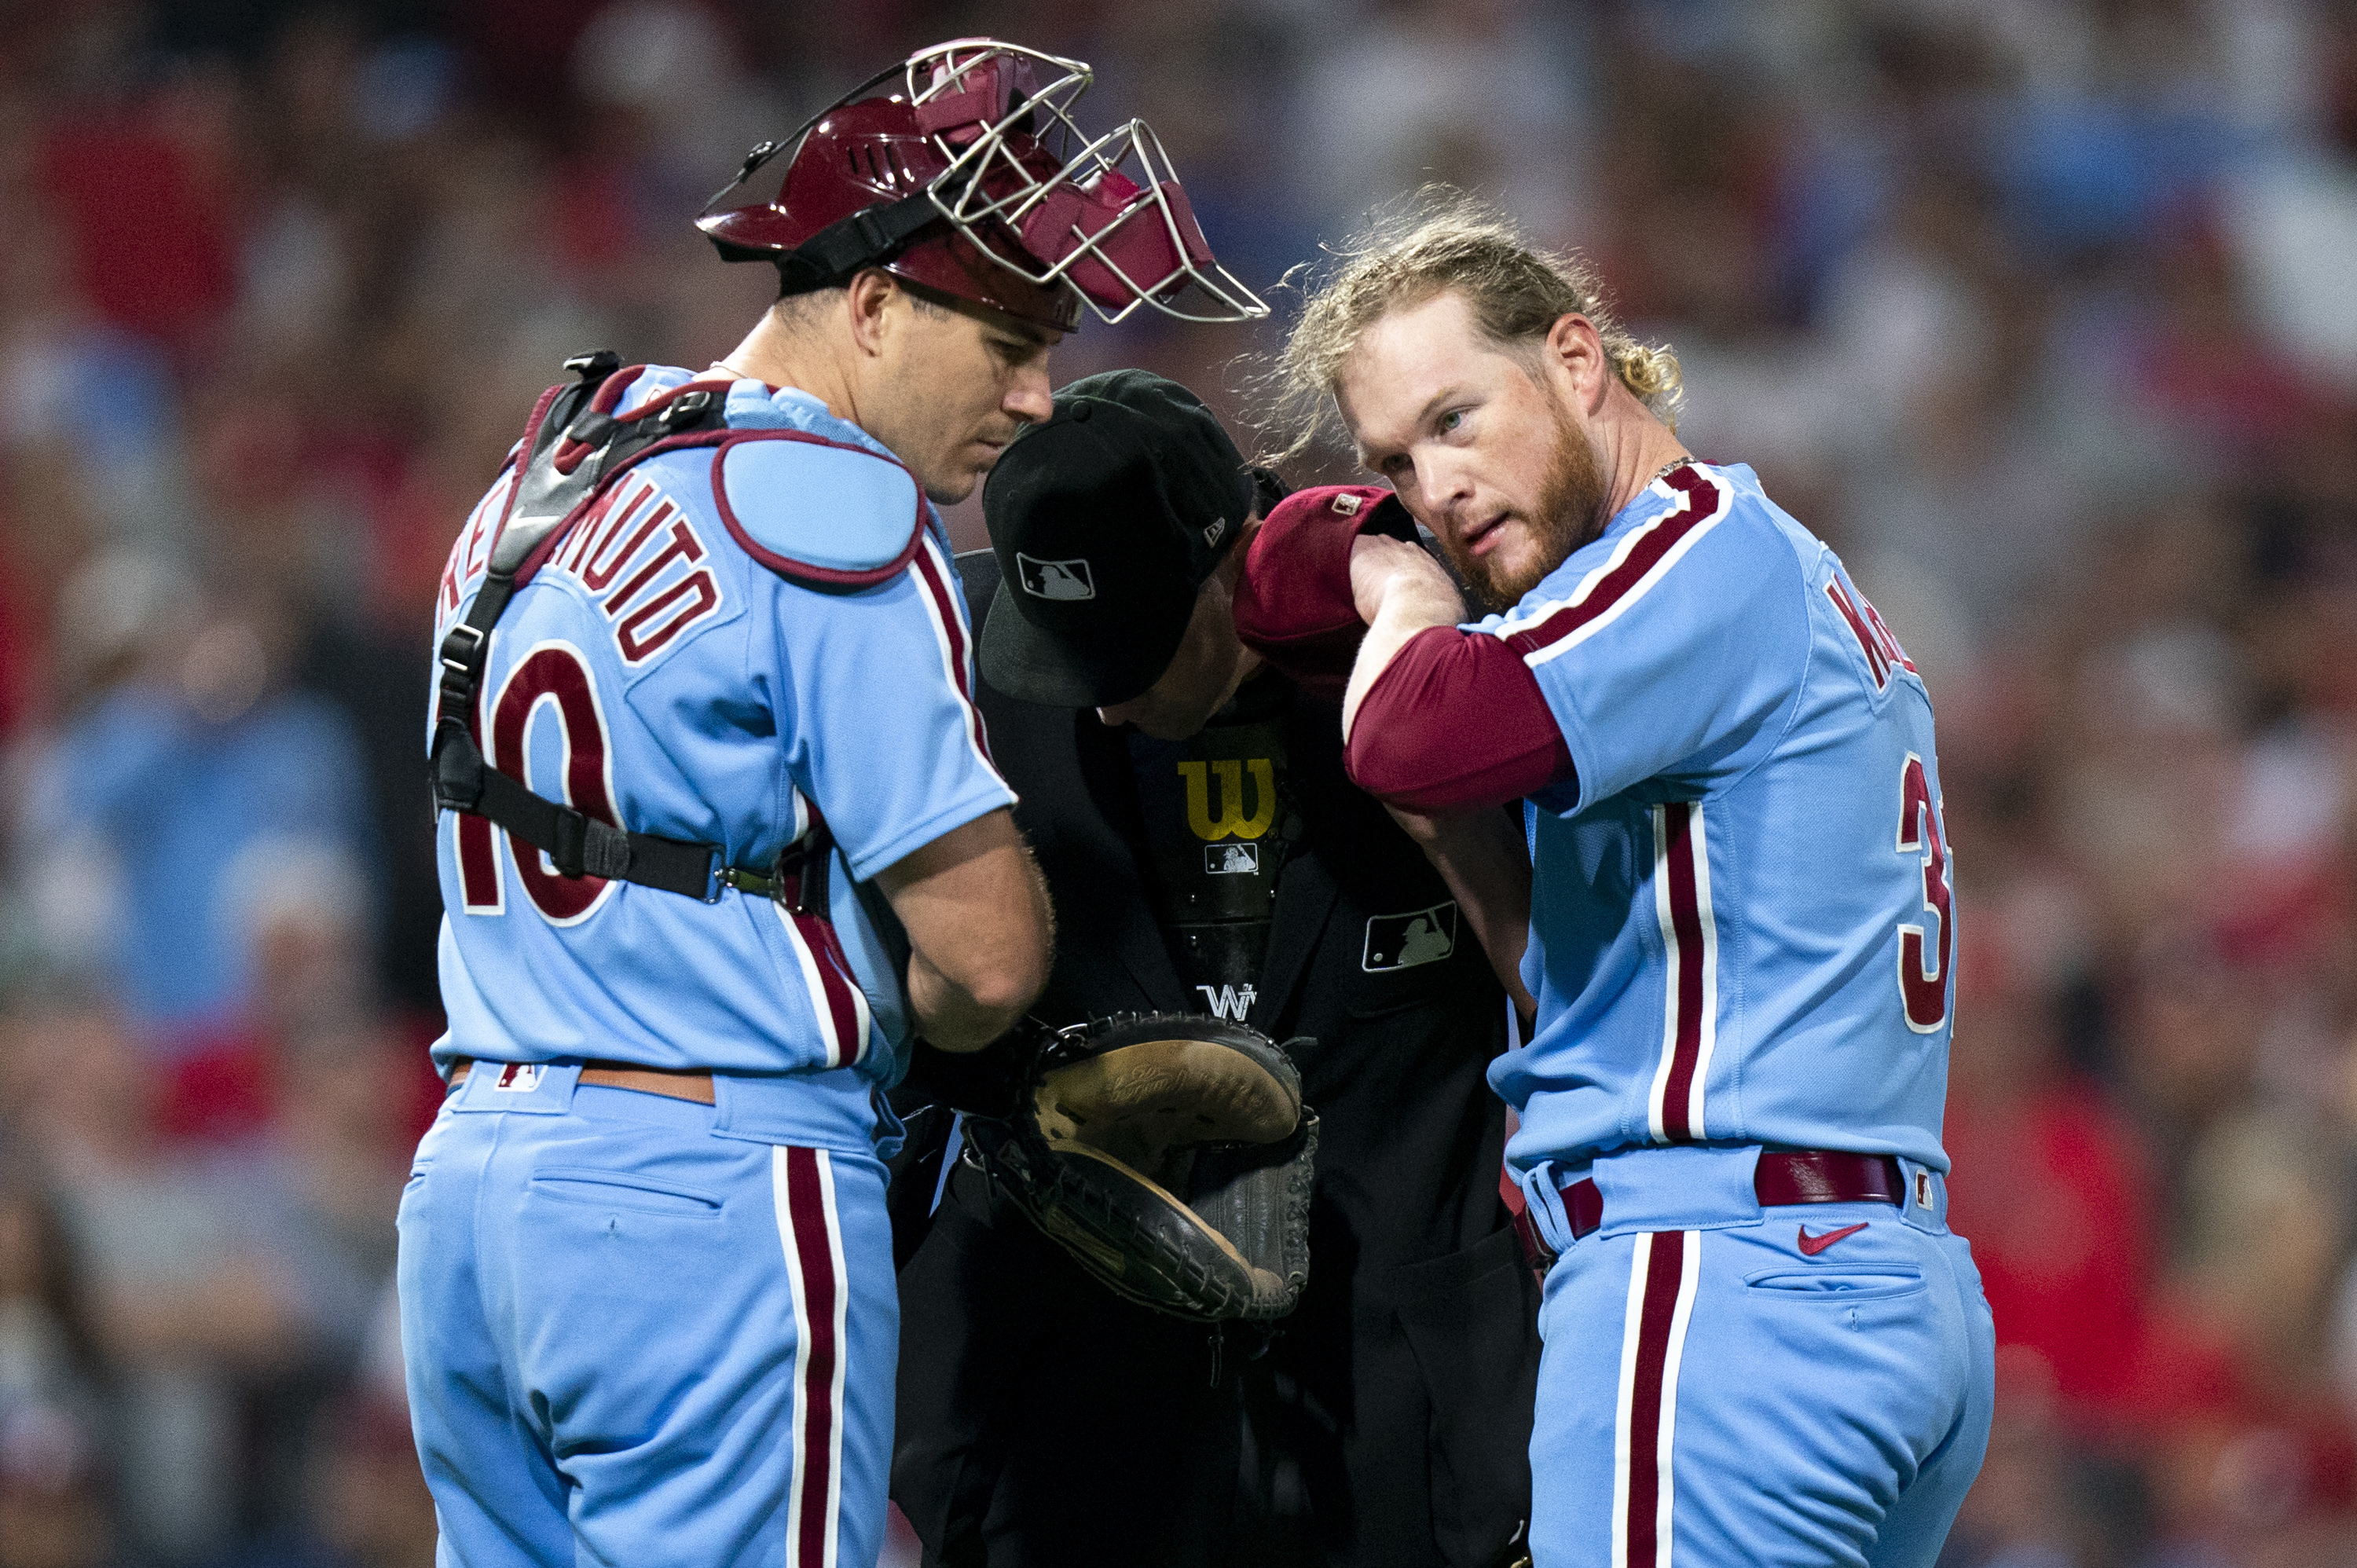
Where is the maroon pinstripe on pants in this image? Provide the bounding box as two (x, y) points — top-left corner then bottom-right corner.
(778, 1146), (845, 1568)
(1612, 1229), (1700, 1567)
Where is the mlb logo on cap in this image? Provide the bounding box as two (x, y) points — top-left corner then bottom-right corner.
(980, 369), (1259, 709)
(1017, 553), (1096, 601)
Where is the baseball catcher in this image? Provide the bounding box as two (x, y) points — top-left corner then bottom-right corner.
(400, 39), (1265, 1568)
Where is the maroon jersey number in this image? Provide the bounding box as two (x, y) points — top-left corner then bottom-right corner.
(454, 641), (620, 924)
(1896, 753), (1952, 1033)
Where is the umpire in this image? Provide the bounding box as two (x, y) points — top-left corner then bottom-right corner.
(890, 371), (1540, 1568)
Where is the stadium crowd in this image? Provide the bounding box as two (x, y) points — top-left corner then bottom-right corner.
(0, 1), (2354, 1564)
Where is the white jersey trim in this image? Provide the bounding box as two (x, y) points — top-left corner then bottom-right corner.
(1494, 466), (1734, 670)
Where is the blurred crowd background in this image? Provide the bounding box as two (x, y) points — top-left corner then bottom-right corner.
(1, 0), (2354, 1565)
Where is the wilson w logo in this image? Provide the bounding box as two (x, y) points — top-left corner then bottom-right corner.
(1178, 760), (1276, 841)
(1197, 984), (1256, 1021)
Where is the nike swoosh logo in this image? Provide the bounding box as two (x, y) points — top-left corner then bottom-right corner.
(1797, 1222), (1869, 1256)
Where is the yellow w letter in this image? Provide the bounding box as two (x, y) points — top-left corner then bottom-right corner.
(1178, 759), (1277, 841)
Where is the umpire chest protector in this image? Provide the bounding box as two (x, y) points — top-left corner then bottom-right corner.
(431, 353), (926, 910)
(1123, 677), (1300, 1014)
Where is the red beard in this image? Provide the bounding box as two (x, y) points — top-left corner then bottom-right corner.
(1437, 390), (1607, 610)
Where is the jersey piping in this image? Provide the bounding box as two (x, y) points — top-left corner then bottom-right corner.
(910, 537), (994, 775)
(1647, 801), (1717, 1143)
(1500, 464), (1732, 666)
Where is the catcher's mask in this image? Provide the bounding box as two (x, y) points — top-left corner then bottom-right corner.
(965, 1013), (1317, 1322)
(697, 39), (1267, 332)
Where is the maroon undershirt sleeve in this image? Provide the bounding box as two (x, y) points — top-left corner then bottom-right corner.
(1343, 625), (1577, 812)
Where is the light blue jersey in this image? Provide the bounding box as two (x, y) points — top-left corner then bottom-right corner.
(427, 368), (1014, 1133)
(1472, 460), (1989, 1568)
(1480, 460), (1955, 1178)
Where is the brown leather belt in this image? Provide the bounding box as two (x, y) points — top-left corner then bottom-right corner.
(1559, 1150), (1904, 1241)
(449, 1059), (717, 1106)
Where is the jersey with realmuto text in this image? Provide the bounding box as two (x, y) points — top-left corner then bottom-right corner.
(426, 369), (1013, 1087)
(1483, 460), (1956, 1177)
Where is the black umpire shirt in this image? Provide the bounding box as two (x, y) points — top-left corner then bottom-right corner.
(888, 553), (1541, 1568)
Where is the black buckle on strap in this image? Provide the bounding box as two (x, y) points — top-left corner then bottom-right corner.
(662, 389), (717, 427)
(716, 863), (783, 902)
(718, 838), (804, 910)
(439, 621), (487, 672)
(436, 622), (491, 720)
(713, 826), (826, 912)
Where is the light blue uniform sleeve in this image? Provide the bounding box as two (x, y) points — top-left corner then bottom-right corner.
(775, 545), (1014, 881)
(1486, 474), (1812, 813)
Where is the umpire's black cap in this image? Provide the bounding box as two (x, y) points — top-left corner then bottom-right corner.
(979, 370), (1257, 708)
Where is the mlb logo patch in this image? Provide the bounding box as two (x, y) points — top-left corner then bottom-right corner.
(493, 1063), (545, 1093)
(1017, 553), (1095, 601)
(1915, 1169), (1934, 1210)
(1362, 901), (1457, 972)
(1205, 841), (1259, 875)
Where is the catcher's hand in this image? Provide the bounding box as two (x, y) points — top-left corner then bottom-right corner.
(964, 1013), (1318, 1321)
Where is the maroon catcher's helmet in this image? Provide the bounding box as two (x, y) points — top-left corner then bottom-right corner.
(698, 40), (1266, 333)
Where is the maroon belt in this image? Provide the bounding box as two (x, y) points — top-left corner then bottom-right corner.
(1558, 1150), (1904, 1240)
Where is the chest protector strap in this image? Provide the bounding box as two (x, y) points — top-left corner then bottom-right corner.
(430, 353), (826, 904)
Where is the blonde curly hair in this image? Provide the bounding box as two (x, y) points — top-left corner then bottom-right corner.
(1263, 189), (1681, 467)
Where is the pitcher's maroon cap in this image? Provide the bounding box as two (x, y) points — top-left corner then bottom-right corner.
(1232, 485), (1419, 701)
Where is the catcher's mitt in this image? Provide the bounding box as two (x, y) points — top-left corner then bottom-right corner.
(963, 1013), (1318, 1321)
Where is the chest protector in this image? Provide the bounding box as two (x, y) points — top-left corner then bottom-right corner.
(1124, 681), (1299, 1010)
(429, 353), (919, 914)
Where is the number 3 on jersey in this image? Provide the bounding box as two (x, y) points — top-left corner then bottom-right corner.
(1895, 753), (1952, 1032)
(455, 640), (621, 925)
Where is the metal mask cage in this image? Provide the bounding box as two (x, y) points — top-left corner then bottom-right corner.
(905, 40), (1268, 326)
(906, 38), (1092, 159)
(699, 39), (1266, 327)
